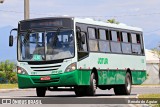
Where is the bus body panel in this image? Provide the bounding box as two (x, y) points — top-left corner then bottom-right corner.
(77, 52), (146, 85)
(17, 70), (91, 88)
(97, 70), (146, 85)
(18, 69), (146, 88)
(131, 70), (146, 84)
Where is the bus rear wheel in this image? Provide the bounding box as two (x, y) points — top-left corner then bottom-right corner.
(114, 72), (132, 95)
(36, 87), (47, 97)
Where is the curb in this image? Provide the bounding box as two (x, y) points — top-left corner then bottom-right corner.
(0, 85), (160, 92)
(0, 88), (35, 92)
(132, 85), (160, 88)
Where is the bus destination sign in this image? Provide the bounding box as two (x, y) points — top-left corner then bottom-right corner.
(20, 18), (73, 31)
(30, 20), (63, 28)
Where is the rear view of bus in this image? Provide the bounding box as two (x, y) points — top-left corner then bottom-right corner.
(9, 17), (146, 97)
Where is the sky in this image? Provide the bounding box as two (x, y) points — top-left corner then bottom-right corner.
(0, 0), (160, 61)
(0, 0), (160, 36)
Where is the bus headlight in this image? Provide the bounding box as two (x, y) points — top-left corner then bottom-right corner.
(65, 62), (77, 72)
(17, 66), (28, 75)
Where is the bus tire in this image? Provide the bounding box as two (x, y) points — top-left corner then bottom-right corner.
(86, 73), (97, 96)
(114, 72), (131, 95)
(36, 87), (46, 97)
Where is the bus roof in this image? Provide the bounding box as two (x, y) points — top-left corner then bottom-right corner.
(74, 17), (143, 32)
(19, 17), (142, 32)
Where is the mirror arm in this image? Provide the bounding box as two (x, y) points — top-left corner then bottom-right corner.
(10, 28), (18, 35)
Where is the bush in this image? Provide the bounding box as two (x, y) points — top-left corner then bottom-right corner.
(9, 72), (18, 84)
(0, 60), (17, 84)
(0, 78), (8, 84)
(0, 71), (8, 84)
(0, 71), (18, 84)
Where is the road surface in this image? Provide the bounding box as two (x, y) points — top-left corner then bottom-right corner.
(0, 86), (159, 107)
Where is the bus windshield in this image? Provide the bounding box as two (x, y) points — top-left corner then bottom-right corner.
(18, 30), (74, 61)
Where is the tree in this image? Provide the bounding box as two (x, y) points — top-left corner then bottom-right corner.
(107, 18), (119, 24)
(0, 60), (16, 83)
(152, 48), (160, 57)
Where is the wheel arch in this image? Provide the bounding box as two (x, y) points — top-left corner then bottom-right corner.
(91, 67), (99, 85)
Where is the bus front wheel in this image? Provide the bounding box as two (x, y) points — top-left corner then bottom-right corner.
(74, 73), (97, 96)
(114, 72), (132, 95)
(86, 73), (97, 96)
(36, 87), (47, 97)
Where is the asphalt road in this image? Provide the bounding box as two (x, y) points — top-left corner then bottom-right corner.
(0, 86), (160, 97)
(0, 86), (159, 107)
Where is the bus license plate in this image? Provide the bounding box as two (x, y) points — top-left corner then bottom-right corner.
(40, 76), (51, 81)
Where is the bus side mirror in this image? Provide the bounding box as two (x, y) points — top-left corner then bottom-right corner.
(9, 35), (13, 47)
(81, 33), (86, 44)
(9, 28), (18, 47)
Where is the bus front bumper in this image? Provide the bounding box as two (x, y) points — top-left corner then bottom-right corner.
(17, 70), (91, 88)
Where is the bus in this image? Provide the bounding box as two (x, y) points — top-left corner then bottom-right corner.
(9, 17), (146, 97)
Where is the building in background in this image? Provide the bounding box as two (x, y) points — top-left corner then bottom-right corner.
(143, 49), (160, 84)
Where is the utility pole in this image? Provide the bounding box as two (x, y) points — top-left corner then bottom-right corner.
(158, 44), (160, 84)
(24, 0), (29, 20)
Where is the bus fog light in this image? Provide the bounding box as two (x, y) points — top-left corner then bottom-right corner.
(65, 62), (77, 72)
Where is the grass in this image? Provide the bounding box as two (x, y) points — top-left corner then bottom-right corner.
(134, 84), (160, 86)
(0, 84), (18, 89)
(140, 84), (160, 86)
(138, 94), (160, 107)
(138, 94), (160, 98)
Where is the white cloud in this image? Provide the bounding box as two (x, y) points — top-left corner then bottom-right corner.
(131, 8), (140, 12)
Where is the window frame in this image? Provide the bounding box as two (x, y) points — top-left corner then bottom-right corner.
(76, 22), (145, 56)
(120, 31), (132, 54)
(131, 32), (143, 55)
(110, 30), (122, 53)
(98, 28), (111, 53)
(87, 27), (99, 52)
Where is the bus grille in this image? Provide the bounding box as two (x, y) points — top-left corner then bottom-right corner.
(30, 64), (61, 72)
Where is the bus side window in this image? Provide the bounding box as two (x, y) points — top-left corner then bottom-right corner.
(88, 28), (98, 52)
(136, 34), (141, 44)
(131, 33), (142, 55)
(98, 29), (110, 52)
(121, 32), (132, 54)
(110, 30), (121, 53)
(140, 34), (145, 55)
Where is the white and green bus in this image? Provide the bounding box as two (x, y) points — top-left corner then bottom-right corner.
(9, 17), (146, 97)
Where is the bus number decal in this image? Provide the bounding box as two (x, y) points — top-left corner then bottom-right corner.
(31, 72), (37, 75)
(98, 58), (108, 64)
(52, 70), (62, 74)
(33, 55), (42, 61)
